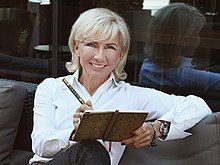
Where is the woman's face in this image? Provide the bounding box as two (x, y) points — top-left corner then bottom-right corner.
(75, 36), (122, 81)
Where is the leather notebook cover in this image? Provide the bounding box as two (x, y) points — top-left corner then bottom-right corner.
(73, 110), (148, 142)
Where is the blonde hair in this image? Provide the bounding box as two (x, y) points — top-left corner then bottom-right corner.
(66, 8), (130, 81)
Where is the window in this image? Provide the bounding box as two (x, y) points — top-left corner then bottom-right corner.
(0, 0), (219, 111)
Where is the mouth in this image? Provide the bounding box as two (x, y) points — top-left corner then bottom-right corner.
(90, 63), (106, 69)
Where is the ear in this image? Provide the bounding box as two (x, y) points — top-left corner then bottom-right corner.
(73, 40), (79, 52)
(119, 52), (122, 58)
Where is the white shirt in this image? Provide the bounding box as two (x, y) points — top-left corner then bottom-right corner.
(29, 70), (212, 164)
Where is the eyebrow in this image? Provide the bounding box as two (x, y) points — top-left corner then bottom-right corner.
(106, 43), (119, 47)
(85, 41), (119, 47)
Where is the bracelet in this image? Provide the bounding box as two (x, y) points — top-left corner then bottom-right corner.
(149, 122), (157, 147)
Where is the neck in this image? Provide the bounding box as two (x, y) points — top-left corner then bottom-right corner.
(79, 73), (108, 96)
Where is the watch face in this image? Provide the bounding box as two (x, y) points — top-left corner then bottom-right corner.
(159, 120), (171, 139)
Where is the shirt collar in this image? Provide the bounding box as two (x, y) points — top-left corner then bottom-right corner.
(110, 73), (126, 87)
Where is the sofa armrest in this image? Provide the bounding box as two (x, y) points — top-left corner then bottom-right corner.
(119, 112), (220, 165)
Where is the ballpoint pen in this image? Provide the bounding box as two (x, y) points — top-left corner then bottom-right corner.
(62, 78), (86, 104)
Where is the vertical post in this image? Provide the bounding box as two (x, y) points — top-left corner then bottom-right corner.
(210, 0), (217, 15)
(50, 0), (60, 77)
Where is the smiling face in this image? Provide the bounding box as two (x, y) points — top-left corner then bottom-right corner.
(74, 35), (122, 83)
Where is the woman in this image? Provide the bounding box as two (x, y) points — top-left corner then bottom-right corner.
(29, 8), (212, 165)
(139, 3), (220, 90)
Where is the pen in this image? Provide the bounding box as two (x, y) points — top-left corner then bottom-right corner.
(62, 78), (86, 104)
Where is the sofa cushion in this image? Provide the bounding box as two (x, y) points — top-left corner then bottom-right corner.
(119, 112), (220, 165)
(0, 81), (27, 164)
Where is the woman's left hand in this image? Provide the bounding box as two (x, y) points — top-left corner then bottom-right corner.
(121, 122), (154, 148)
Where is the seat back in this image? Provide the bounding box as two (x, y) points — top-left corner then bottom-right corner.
(0, 80), (27, 164)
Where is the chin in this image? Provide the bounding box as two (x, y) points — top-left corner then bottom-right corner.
(89, 72), (110, 81)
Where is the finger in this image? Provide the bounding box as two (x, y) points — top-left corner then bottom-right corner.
(133, 142), (149, 148)
(76, 104), (92, 113)
(126, 123), (154, 148)
(73, 117), (80, 122)
(73, 112), (81, 118)
(73, 117), (80, 124)
(121, 136), (135, 146)
(75, 106), (84, 113)
(74, 123), (79, 130)
(122, 133), (145, 148)
(73, 117), (80, 130)
(85, 100), (92, 108)
(132, 132), (153, 148)
(132, 123), (151, 136)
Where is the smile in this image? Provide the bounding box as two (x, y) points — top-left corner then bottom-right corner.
(91, 63), (105, 69)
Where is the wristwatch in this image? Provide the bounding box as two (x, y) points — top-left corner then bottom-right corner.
(158, 120), (171, 140)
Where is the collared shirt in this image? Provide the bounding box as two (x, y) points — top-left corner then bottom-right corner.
(29, 69), (212, 164)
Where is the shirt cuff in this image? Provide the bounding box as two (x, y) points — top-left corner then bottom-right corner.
(55, 128), (73, 148)
(161, 123), (192, 141)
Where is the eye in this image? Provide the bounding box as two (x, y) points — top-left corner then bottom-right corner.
(106, 45), (117, 50)
(86, 43), (96, 48)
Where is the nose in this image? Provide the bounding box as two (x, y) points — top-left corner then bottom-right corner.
(94, 49), (105, 61)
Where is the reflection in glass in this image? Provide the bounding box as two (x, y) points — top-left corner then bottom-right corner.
(139, 3), (220, 91)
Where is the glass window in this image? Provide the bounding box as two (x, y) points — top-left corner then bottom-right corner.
(0, 0), (219, 111)
(0, 0), (50, 83)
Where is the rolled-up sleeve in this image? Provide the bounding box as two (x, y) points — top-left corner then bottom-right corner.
(137, 87), (212, 141)
(158, 95), (212, 140)
(31, 78), (75, 157)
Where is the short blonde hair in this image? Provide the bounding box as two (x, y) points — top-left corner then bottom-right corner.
(66, 8), (130, 81)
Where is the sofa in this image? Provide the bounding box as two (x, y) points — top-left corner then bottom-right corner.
(0, 79), (37, 165)
(0, 78), (219, 165)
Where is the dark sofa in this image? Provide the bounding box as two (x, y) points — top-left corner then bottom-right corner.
(0, 79), (37, 165)
(0, 78), (219, 165)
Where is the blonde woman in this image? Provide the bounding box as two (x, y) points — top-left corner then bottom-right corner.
(29, 8), (211, 165)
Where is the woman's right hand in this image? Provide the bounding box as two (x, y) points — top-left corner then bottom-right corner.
(71, 100), (93, 139)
